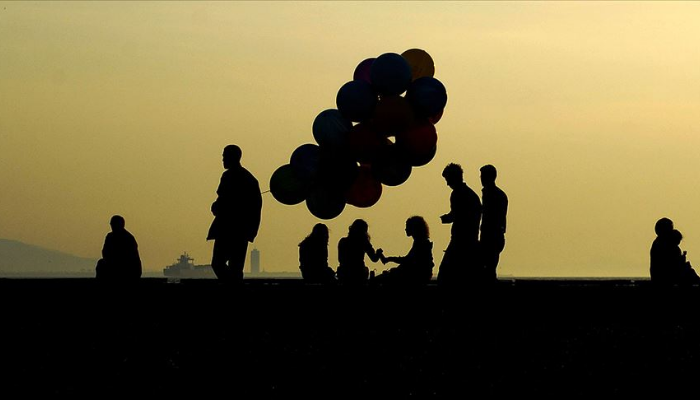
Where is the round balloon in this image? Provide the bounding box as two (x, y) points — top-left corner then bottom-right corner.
(370, 52), (413, 96)
(269, 164), (311, 205)
(397, 121), (437, 158)
(317, 148), (359, 191)
(428, 108), (444, 124)
(336, 80), (377, 122)
(353, 58), (375, 84)
(406, 76), (447, 119)
(401, 49), (435, 81)
(407, 144), (437, 167)
(373, 95), (415, 136)
(372, 145), (412, 186)
(348, 122), (386, 164)
(290, 143), (321, 181)
(306, 184), (346, 220)
(345, 164), (382, 208)
(312, 109), (352, 151)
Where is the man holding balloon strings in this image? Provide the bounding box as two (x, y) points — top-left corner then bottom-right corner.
(207, 144), (263, 283)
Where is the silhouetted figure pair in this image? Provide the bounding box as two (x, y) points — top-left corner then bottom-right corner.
(299, 223), (336, 283)
(374, 216), (434, 285)
(336, 219), (381, 284)
(437, 163), (482, 286)
(650, 217), (700, 286)
(479, 164), (508, 283)
(95, 215), (142, 281)
(207, 145), (263, 283)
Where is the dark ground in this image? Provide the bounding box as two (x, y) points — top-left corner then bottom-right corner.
(1, 278), (699, 397)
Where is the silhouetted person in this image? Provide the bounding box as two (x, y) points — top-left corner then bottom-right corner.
(672, 229), (700, 284)
(650, 218), (700, 286)
(299, 223), (336, 283)
(375, 216), (434, 285)
(95, 215), (142, 281)
(479, 164), (508, 283)
(336, 219), (381, 284)
(207, 144), (262, 283)
(437, 163), (482, 286)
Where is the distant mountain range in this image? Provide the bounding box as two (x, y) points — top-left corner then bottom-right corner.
(0, 239), (97, 277)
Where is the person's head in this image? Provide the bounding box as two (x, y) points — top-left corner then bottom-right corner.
(671, 229), (683, 245)
(655, 217), (674, 237)
(480, 164), (497, 187)
(222, 144), (242, 169)
(110, 215), (125, 232)
(311, 223), (329, 243)
(348, 219), (370, 240)
(405, 215), (430, 240)
(442, 163), (463, 188)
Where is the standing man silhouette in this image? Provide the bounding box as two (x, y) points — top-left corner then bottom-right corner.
(437, 163), (482, 286)
(207, 145), (263, 283)
(479, 164), (508, 283)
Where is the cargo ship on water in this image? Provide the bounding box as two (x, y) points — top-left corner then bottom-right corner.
(162, 251), (301, 279)
(163, 252), (216, 279)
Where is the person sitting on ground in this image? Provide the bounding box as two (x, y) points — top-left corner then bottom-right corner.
(299, 223), (336, 283)
(96, 215), (142, 281)
(670, 229), (700, 285)
(650, 218), (700, 286)
(375, 216), (434, 285)
(336, 219), (381, 284)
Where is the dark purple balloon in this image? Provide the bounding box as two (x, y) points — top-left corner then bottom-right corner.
(353, 58), (375, 84)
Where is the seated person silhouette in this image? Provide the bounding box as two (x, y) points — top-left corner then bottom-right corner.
(336, 219), (381, 284)
(95, 215), (142, 281)
(650, 217), (700, 286)
(374, 216), (434, 285)
(299, 223), (336, 283)
(670, 229), (700, 285)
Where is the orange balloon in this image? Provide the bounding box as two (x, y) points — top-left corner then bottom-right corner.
(401, 49), (435, 81)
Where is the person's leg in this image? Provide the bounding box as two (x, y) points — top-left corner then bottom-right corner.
(228, 239), (249, 282)
(438, 240), (457, 286)
(211, 239), (233, 281)
(481, 234), (505, 282)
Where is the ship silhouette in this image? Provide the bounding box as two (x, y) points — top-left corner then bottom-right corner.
(162, 251), (301, 279)
(163, 252), (216, 279)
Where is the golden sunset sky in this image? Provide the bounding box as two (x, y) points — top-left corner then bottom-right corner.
(1, 1), (699, 277)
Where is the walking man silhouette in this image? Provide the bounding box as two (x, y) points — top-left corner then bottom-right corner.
(207, 145), (263, 283)
(479, 164), (508, 283)
(437, 163), (482, 286)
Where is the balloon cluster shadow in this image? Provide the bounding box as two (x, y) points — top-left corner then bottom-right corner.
(271, 49), (447, 219)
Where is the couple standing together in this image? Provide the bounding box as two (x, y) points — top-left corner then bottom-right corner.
(437, 163), (508, 286)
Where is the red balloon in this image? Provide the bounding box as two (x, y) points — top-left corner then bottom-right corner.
(397, 122), (437, 156)
(428, 108), (444, 124)
(345, 164), (382, 208)
(373, 95), (415, 136)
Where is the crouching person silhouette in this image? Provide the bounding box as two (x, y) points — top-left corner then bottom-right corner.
(95, 215), (142, 281)
(375, 216), (434, 285)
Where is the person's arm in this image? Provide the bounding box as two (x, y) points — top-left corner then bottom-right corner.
(366, 243), (381, 263)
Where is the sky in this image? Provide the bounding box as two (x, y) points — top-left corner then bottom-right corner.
(1, 1), (699, 278)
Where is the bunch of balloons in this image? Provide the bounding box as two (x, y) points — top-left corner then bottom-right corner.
(270, 48), (448, 219)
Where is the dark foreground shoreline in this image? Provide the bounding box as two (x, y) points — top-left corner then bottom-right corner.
(2, 278), (699, 396)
